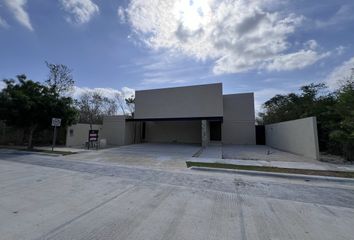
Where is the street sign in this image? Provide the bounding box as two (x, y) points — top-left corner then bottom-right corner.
(51, 118), (61, 151)
(51, 118), (62, 127)
(88, 130), (99, 142)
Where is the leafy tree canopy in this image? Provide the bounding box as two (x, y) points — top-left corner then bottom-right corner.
(0, 75), (78, 149)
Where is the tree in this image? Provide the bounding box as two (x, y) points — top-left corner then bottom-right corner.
(125, 96), (135, 116)
(0, 75), (78, 149)
(115, 92), (127, 116)
(102, 98), (118, 116)
(45, 62), (74, 94)
(124, 96), (138, 143)
(330, 79), (354, 160)
(114, 93), (136, 116)
(76, 91), (117, 129)
(260, 83), (332, 125)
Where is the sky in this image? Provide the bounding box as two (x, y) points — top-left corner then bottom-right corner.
(0, 0), (354, 112)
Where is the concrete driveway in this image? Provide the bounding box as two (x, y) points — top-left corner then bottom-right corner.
(63, 143), (201, 170)
(0, 150), (354, 240)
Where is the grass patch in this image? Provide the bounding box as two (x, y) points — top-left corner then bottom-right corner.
(0, 146), (76, 156)
(186, 161), (354, 179)
(31, 149), (77, 156)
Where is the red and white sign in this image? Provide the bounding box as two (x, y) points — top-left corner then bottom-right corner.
(88, 130), (99, 142)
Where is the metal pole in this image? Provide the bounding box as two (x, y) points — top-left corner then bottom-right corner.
(52, 126), (57, 151)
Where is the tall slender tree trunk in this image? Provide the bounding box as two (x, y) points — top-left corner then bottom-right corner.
(89, 113), (93, 130)
(27, 125), (37, 150)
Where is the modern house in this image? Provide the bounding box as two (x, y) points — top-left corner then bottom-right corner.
(66, 83), (256, 147)
(130, 83), (255, 146)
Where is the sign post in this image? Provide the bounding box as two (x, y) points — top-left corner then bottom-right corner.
(51, 118), (61, 151)
(88, 130), (99, 149)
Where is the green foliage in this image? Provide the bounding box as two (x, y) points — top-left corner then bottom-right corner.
(259, 80), (354, 161)
(261, 83), (334, 124)
(329, 80), (354, 160)
(0, 75), (78, 149)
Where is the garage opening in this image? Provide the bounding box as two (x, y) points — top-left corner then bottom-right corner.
(209, 121), (221, 141)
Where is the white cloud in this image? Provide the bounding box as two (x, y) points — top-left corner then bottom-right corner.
(304, 40), (318, 50)
(0, 81), (5, 90)
(335, 46), (346, 55)
(266, 50), (329, 72)
(325, 56), (354, 89)
(71, 86), (135, 100)
(4, 0), (33, 31)
(141, 77), (187, 85)
(132, 52), (211, 85)
(117, 6), (126, 23)
(121, 87), (135, 98)
(124, 0), (327, 74)
(0, 15), (9, 28)
(60, 0), (99, 24)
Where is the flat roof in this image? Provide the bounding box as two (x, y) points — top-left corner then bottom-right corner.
(135, 82), (222, 93)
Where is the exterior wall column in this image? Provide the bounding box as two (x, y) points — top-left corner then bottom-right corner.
(201, 120), (210, 147)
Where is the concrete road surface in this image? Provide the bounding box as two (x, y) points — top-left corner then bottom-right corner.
(0, 151), (354, 240)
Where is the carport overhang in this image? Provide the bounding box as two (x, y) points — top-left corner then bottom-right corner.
(126, 117), (223, 146)
(126, 116), (223, 122)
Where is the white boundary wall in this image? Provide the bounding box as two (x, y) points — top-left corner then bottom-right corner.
(66, 124), (102, 147)
(265, 117), (320, 160)
(66, 116), (140, 148)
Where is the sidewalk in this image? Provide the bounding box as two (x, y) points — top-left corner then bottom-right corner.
(0, 146), (89, 156)
(188, 157), (354, 173)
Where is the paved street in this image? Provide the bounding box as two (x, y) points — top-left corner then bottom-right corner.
(1, 150), (354, 240)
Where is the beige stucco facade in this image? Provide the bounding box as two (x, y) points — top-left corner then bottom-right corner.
(101, 116), (128, 145)
(135, 83), (223, 119)
(222, 93), (256, 144)
(145, 121), (201, 144)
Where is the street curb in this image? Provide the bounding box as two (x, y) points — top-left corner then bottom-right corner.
(0, 148), (65, 157)
(190, 166), (354, 184)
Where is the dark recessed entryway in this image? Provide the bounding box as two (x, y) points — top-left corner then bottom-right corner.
(255, 125), (265, 145)
(209, 121), (221, 141)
